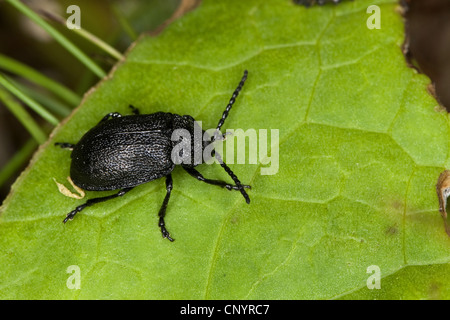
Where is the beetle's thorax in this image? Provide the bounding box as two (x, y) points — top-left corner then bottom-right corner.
(171, 114), (213, 168)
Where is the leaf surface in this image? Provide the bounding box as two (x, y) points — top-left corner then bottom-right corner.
(1, 0), (449, 299)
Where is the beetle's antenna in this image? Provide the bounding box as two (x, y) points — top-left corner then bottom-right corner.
(214, 70), (248, 141)
(214, 152), (250, 204)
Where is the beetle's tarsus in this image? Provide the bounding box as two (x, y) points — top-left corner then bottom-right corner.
(61, 188), (133, 224)
(183, 166), (251, 199)
(129, 105), (140, 115)
(214, 154), (251, 204)
(63, 210), (77, 223)
(159, 217), (174, 241)
(224, 184), (251, 191)
(157, 175), (174, 241)
(162, 231), (174, 242)
(98, 112), (122, 124)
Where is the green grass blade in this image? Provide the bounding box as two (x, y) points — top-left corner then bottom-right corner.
(0, 53), (80, 107)
(0, 139), (37, 189)
(72, 28), (124, 61)
(9, 78), (72, 117)
(111, 4), (138, 41)
(5, 0), (106, 78)
(0, 73), (59, 126)
(41, 11), (124, 61)
(0, 87), (47, 144)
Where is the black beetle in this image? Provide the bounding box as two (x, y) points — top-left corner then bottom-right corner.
(55, 71), (250, 241)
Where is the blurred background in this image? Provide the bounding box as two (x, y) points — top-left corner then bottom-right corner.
(0, 0), (449, 203)
(405, 0), (450, 107)
(0, 0), (180, 201)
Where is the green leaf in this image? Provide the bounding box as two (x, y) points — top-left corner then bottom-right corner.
(1, 0), (449, 299)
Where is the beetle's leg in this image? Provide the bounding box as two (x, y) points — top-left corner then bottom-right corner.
(219, 161), (251, 204)
(213, 152), (251, 204)
(129, 105), (140, 115)
(183, 166), (251, 191)
(54, 142), (75, 150)
(214, 70), (248, 138)
(63, 187), (133, 223)
(158, 174), (174, 242)
(98, 112), (122, 124)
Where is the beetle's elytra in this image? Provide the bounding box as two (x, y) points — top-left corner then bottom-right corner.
(55, 71), (251, 241)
